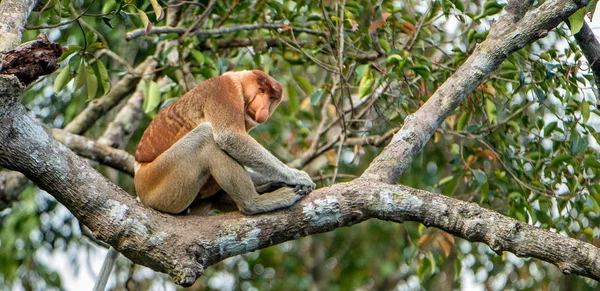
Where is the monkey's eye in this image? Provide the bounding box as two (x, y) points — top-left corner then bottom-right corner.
(259, 88), (265, 93)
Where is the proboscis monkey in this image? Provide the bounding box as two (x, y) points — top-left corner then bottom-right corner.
(134, 69), (315, 214)
(93, 70), (315, 291)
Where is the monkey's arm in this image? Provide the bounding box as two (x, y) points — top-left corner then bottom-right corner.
(213, 131), (315, 188)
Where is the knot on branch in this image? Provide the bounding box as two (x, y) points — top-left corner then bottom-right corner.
(176, 266), (204, 287)
(0, 34), (63, 85)
(490, 240), (504, 255)
(557, 261), (575, 275)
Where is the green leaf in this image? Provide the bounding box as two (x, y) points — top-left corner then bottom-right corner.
(287, 83), (299, 115)
(53, 65), (72, 94)
(437, 176), (454, 186)
(191, 49), (205, 65)
(568, 9), (585, 35)
(457, 111), (470, 131)
(355, 64), (370, 85)
(582, 100), (590, 122)
(88, 42), (105, 49)
(585, 158), (600, 169)
(590, 0), (599, 21)
(58, 48), (79, 62)
(144, 81), (161, 114)
(507, 121), (520, 134)
(584, 228), (595, 241)
(387, 54), (404, 66)
(550, 155), (573, 167)
(379, 38), (391, 52)
(310, 89), (324, 106)
(137, 8), (152, 35)
(95, 60), (110, 94)
(150, 0), (164, 21)
(427, 252), (436, 275)
(87, 68), (98, 100)
(411, 65), (431, 79)
(480, 181), (489, 203)
(358, 72), (375, 98)
(293, 75), (314, 96)
(485, 99), (497, 124)
(543, 121), (557, 137)
(570, 135), (588, 155)
(102, 0), (117, 14)
(74, 63), (87, 91)
(454, 257), (462, 280)
(454, 0), (465, 12)
(471, 169), (487, 187)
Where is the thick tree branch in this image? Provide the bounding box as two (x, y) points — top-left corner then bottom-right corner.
(572, 21), (600, 94)
(0, 0), (38, 51)
(52, 129), (135, 175)
(360, 0), (587, 183)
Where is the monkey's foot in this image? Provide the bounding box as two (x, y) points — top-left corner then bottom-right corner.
(255, 182), (287, 194)
(293, 185), (313, 196)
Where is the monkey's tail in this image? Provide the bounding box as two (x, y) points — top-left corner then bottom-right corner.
(93, 247), (120, 291)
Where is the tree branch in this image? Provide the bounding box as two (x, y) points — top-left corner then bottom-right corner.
(0, 0), (39, 51)
(51, 129), (135, 175)
(124, 24), (324, 41)
(572, 21), (600, 96)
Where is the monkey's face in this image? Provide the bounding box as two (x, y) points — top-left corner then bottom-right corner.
(246, 71), (283, 124)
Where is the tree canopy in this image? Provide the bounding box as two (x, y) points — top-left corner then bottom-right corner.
(1, 0), (600, 290)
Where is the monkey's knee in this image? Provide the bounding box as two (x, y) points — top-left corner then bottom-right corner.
(134, 164), (204, 214)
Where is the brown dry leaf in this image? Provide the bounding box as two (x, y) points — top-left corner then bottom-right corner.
(438, 238), (452, 256)
(325, 149), (337, 165)
(445, 114), (457, 129)
(480, 149), (497, 162)
(382, 12), (392, 21)
(368, 20), (385, 34)
(440, 232), (455, 244)
(419, 79), (427, 96)
(327, 104), (337, 118)
(300, 98), (312, 111)
(281, 24), (292, 32)
(400, 20), (416, 36)
(347, 19), (359, 32)
(466, 155), (478, 167)
(418, 234), (433, 247)
(476, 83), (496, 96)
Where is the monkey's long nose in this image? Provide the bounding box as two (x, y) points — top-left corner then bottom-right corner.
(255, 107), (269, 123)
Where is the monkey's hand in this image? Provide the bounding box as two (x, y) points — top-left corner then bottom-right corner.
(287, 169), (316, 189)
(293, 185), (313, 196)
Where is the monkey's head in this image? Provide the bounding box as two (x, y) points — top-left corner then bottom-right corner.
(241, 70), (283, 124)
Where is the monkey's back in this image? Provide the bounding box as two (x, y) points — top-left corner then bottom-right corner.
(134, 76), (227, 164)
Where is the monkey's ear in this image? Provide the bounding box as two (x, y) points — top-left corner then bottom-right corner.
(271, 80), (283, 98)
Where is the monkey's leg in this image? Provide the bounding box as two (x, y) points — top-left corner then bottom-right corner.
(208, 143), (306, 215)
